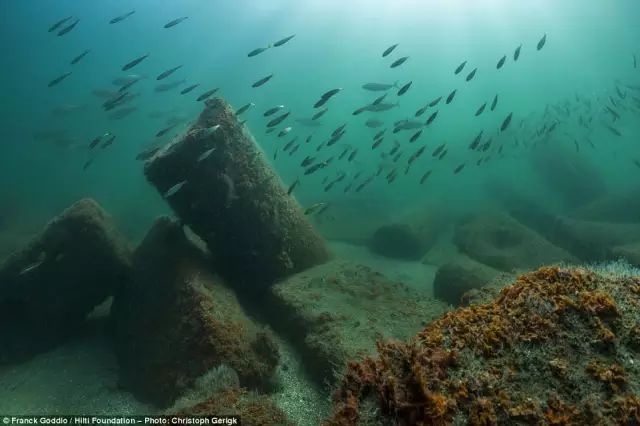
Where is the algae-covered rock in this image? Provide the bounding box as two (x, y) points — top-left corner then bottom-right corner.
(327, 264), (640, 425)
(144, 97), (330, 291)
(369, 224), (424, 260)
(0, 198), (132, 364)
(269, 261), (448, 385)
(111, 217), (279, 407)
(454, 212), (577, 272)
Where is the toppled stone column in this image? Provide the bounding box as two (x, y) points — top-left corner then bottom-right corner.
(0, 198), (132, 363)
(144, 98), (330, 290)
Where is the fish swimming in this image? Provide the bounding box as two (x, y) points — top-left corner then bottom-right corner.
(156, 124), (177, 137)
(419, 170), (432, 184)
(514, 45), (522, 61)
(429, 96), (442, 107)
(197, 88), (219, 101)
(469, 130), (483, 150)
(267, 112), (290, 127)
(252, 74), (274, 88)
(365, 102), (399, 112)
(108, 106), (138, 120)
(156, 65), (183, 81)
(366, 119), (384, 128)
(475, 102), (487, 116)
(57, 18), (79, 36)
(118, 78), (139, 92)
(382, 43), (399, 57)
(236, 102), (254, 115)
(453, 163), (465, 174)
(164, 181), (187, 198)
(466, 68), (477, 82)
(348, 149), (358, 162)
(136, 146), (160, 161)
(394, 119), (424, 131)
(454, 60), (467, 75)
(264, 105), (284, 116)
(432, 143), (446, 157)
(49, 16), (72, 33)
(410, 130), (422, 143)
(48, 72), (72, 87)
(110, 10), (135, 24)
(100, 135), (116, 149)
(304, 202), (327, 216)
(273, 34), (296, 47)
(70, 50), (90, 65)
(155, 79), (186, 92)
(446, 89), (457, 104)
(180, 84), (200, 94)
(426, 111), (438, 126)
(415, 105), (429, 117)
(372, 138), (384, 149)
(397, 81), (412, 96)
(362, 82), (398, 91)
(491, 94), (499, 111)
(312, 108), (328, 120)
(122, 54), (149, 71)
(248, 47), (269, 57)
(390, 56), (409, 68)
(500, 113), (513, 131)
(278, 127), (293, 137)
(314, 88), (341, 108)
(497, 55), (506, 69)
(537, 34), (547, 51)
(287, 178), (300, 195)
(164, 17), (188, 29)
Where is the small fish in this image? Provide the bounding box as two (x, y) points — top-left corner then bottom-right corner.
(352, 106), (368, 115)
(248, 47), (269, 57)
(197, 147), (217, 162)
(348, 149), (358, 162)
(110, 10), (135, 24)
(122, 54), (149, 71)
(500, 113), (513, 132)
(491, 94), (499, 111)
(237, 102), (255, 115)
(57, 18), (79, 36)
(426, 111), (438, 126)
(419, 170), (432, 184)
(475, 102), (487, 117)
(301, 155), (315, 167)
(382, 43), (399, 57)
(634, 54), (638, 69)
(19, 255), (46, 275)
(537, 34), (547, 51)
(156, 124), (177, 137)
(362, 82), (398, 91)
(273, 148), (278, 160)
(312, 108), (328, 120)
(604, 124), (622, 137)
(180, 84), (200, 95)
(136, 146), (160, 161)
(366, 119), (384, 128)
(252, 74), (274, 88)
(372, 138), (384, 149)
(432, 143), (446, 157)
(100, 135), (116, 149)
(390, 56), (409, 68)
(305, 134), (314, 144)
(446, 89), (457, 104)
(453, 163), (465, 174)
(273, 34), (296, 47)
(429, 96), (442, 107)
(365, 102), (399, 112)
(397, 81), (412, 96)
(514, 45), (522, 61)
(267, 112), (290, 127)
(278, 127), (292, 137)
(314, 88), (341, 108)
(70, 49), (90, 65)
(304, 203), (327, 216)
(374, 129), (386, 140)
(496, 55), (506, 69)
(454, 61), (467, 75)
(410, 130), (422, 143)
(373, 93), (388, 106)
(415, 105), (429, 117)
(164, 17), (188, 29)
(287, 178), (300, 195)
(164, 181), (187, 198)
(466, 68), (477, 82)
(469, 130), (483, 150)
(48, 16), (72, 33)
(47, 72), (72, 87)
(156, 65), (183, 81)
(264, 105), (284, 117)
(634, 159), (640, 169)
(118, 78), (139, 93)
(197, 88), (219, 101)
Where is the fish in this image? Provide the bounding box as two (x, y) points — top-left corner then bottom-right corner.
(410, 130), (422, 143)
(466, 68), (477, 82)
(273, 148), (278, 160)
(634, 159), (640, 169)
(365, 102), (399, 112)
(156, 65), (183, 81)
(57, 18), (79, 36)
(273, 34), (296, 47)
(394, 119), (424, 131)
(373, 93), (388, 105)
(432, 143), (446, 157)
(19, 253), (46, 275)
(283, 138), (297, 151)
(634, 54), (638, 69)
(305, 134), (314, 144)
(382, 43), (399, 57)
(372, 138), (384, 149)
(47, 72), (72, 87)
(122, 54), (149, 71)
(408, 145), (426, 164)
(278, 127), (292, 137)
(83, 158), (95, 171)
(287, 178), (300, 195)
(301, 155), (315, 167)
(48, 16), (72, 33)
(390, 56), (409, 68)
(500, 113), (513, 132)
(164, 17), (188, 29)
(136, 146), (161, 161)
(265, 105), (285, 117)
(312, 108), (328, 120)
(491, 94), (499, 111)
(110, 10), (135, 24)
(248, 47), (269, 57)
(289, 144), (300, 156)
(348, 149), (358, 162)
(362, 82), (398, 91)
(352, 106), (368, 115)
(415, 105), (429, 117)
(112, 74), (143, 86)
(252, 74), (273, 88)
(604, 124), (622, 137)
(180, 84), (200, 95)
(426, 111), (438, 126)
(429, 96), (442, 107)
(155, 79), (186, 92)
(164, 181), (187, 198)
(197, 147), (217, 162)
(454, 61), (467, 75)
(514, 45), (522, 61)
(157, 124), (179, 138)
(453, 163), (465, 174)
(237, 102), (255, 115)
(366, 119), (384, 128)
(89, 132), (111, 149)
(118, 78), (139, 92)
(374, 129), (386, 140)
(419, 170), (432, 184)
(267, 112), (290, 127)
(496, 55), (506, 69)
(537, 34), (547, 51)
(314, 88), (341, 108)
(475, 102), (487, 116)
(446, 89), (457, 104)
(197, 88), (219, 101)
(70, 49), (90, 65)
(469, 131), (483, 150)
(304, 203), (327, 216)
(108, 106), (138, 120)
(397, 81), (412, 96)
(100, 135), (116, 149)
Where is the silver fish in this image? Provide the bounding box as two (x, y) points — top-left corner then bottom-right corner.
(163, 181), (187, 198)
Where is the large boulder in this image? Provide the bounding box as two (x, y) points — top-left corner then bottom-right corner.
(453, 212), (578, 272)
(568, 189), (640, 223)
(0, 198), (132, 364)
(111, 217), (280, 407)
(268, 261), (449, 384)
(369, 224), (424, 260)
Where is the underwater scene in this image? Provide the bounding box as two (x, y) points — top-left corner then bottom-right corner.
(2, 0), (640, 424)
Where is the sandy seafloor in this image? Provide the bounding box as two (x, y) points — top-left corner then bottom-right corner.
(0, 240), (440, 424)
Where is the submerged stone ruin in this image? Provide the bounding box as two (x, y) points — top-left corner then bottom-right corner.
(144, 97), (330, 291)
